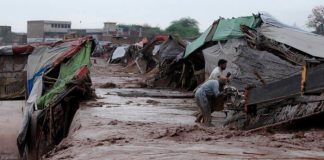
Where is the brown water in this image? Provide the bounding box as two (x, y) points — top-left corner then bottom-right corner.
(44, 58), (324, 160)
(0, 100), (24, 160)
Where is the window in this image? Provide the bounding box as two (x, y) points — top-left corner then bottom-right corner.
(51, 23), (71, 28)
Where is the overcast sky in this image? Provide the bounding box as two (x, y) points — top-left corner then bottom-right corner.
(1, 0), (323, 32)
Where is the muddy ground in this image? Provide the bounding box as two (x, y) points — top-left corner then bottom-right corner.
(0, 100), (24, 160)
(28, 58), (324, 159)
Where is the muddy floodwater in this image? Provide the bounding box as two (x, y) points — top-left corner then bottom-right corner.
(41, 59), (324, 160)
(0, 100), (24, 160)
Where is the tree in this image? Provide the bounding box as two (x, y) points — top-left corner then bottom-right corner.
(166, 17), (200, 38)
(307, 5), (324, 35)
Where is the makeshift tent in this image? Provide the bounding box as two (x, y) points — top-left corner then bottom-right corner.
(176, 13), (316, 90)
(259, 13), (324, 58)
(184, 25), (213, 58)
(184, 15), (262, 58)
(150, 36), (187, 88)
(36, 41), (92, 109)
(154, 35), (187, 64)
(130, 35), (168, 73)
(203, 39), (300, 90)
(240, 13), (324, 65)
(109, 45), (129, 63)
(212, 16), (261, 41)
(17, 37), (95, 157)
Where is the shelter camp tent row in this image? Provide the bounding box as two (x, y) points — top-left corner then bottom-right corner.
(177, 12), (324, 130)
(17, 36), (95, 158)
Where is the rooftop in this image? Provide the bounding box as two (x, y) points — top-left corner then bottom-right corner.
(28, 20), (71, 24)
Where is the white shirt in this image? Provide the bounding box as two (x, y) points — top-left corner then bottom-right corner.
(209, 66), (222, 80)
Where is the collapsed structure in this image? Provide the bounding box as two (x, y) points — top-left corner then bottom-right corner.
(14, 37), (95, 158)
(175, 12), (324, 129)
(119, 35), (170, 74)
(178, 13), (302, 90)
(151, 35), (187, 88)
(105, 13), (324, 130)
(93, 12), (324, 130)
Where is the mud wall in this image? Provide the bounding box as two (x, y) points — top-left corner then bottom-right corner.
(0, 55), (28, 99)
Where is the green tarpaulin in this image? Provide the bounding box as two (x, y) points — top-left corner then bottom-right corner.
(184, 26), (212, 58)
(184, 15), (262, 58)
(36, 42), (92, 109)
(212, 16), (261, 41)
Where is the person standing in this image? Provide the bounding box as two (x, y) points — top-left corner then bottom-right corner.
(209, 59), (227, 80)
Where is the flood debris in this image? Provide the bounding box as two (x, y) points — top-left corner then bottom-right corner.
(99, 82), (117, 88)
(16, 36), (96, 159)
(121, 35), (169, 74)
(146, 99), (160, 105)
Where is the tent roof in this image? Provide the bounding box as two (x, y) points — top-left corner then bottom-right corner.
(155, 35), (187, 62)
(259, 12), (324, 58)
(184, 14), (262, 58)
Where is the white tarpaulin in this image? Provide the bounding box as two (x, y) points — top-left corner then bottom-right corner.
(152, 45), (160, 56)
(202, 39), (300, 90)
(259, 12), (324, 58)
(26, 42), (71, 81)
(0, 46), (13, 55)
(260, 24), (324, 58)
(111, 46), (128, 60)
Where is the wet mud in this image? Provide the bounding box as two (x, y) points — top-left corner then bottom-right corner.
(42, 58), (324, 160)
(0, 101), (24, 160)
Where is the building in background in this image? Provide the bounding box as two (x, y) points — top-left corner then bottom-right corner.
(0, 26), (27, 45)
(0, 26), (12, 45)
(104, 22), (117, 36)
(85, 29), (105, 40)
(26, 20), (151, 44)
(12, 33), (27, 44)
(27, 20), (71, 43)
